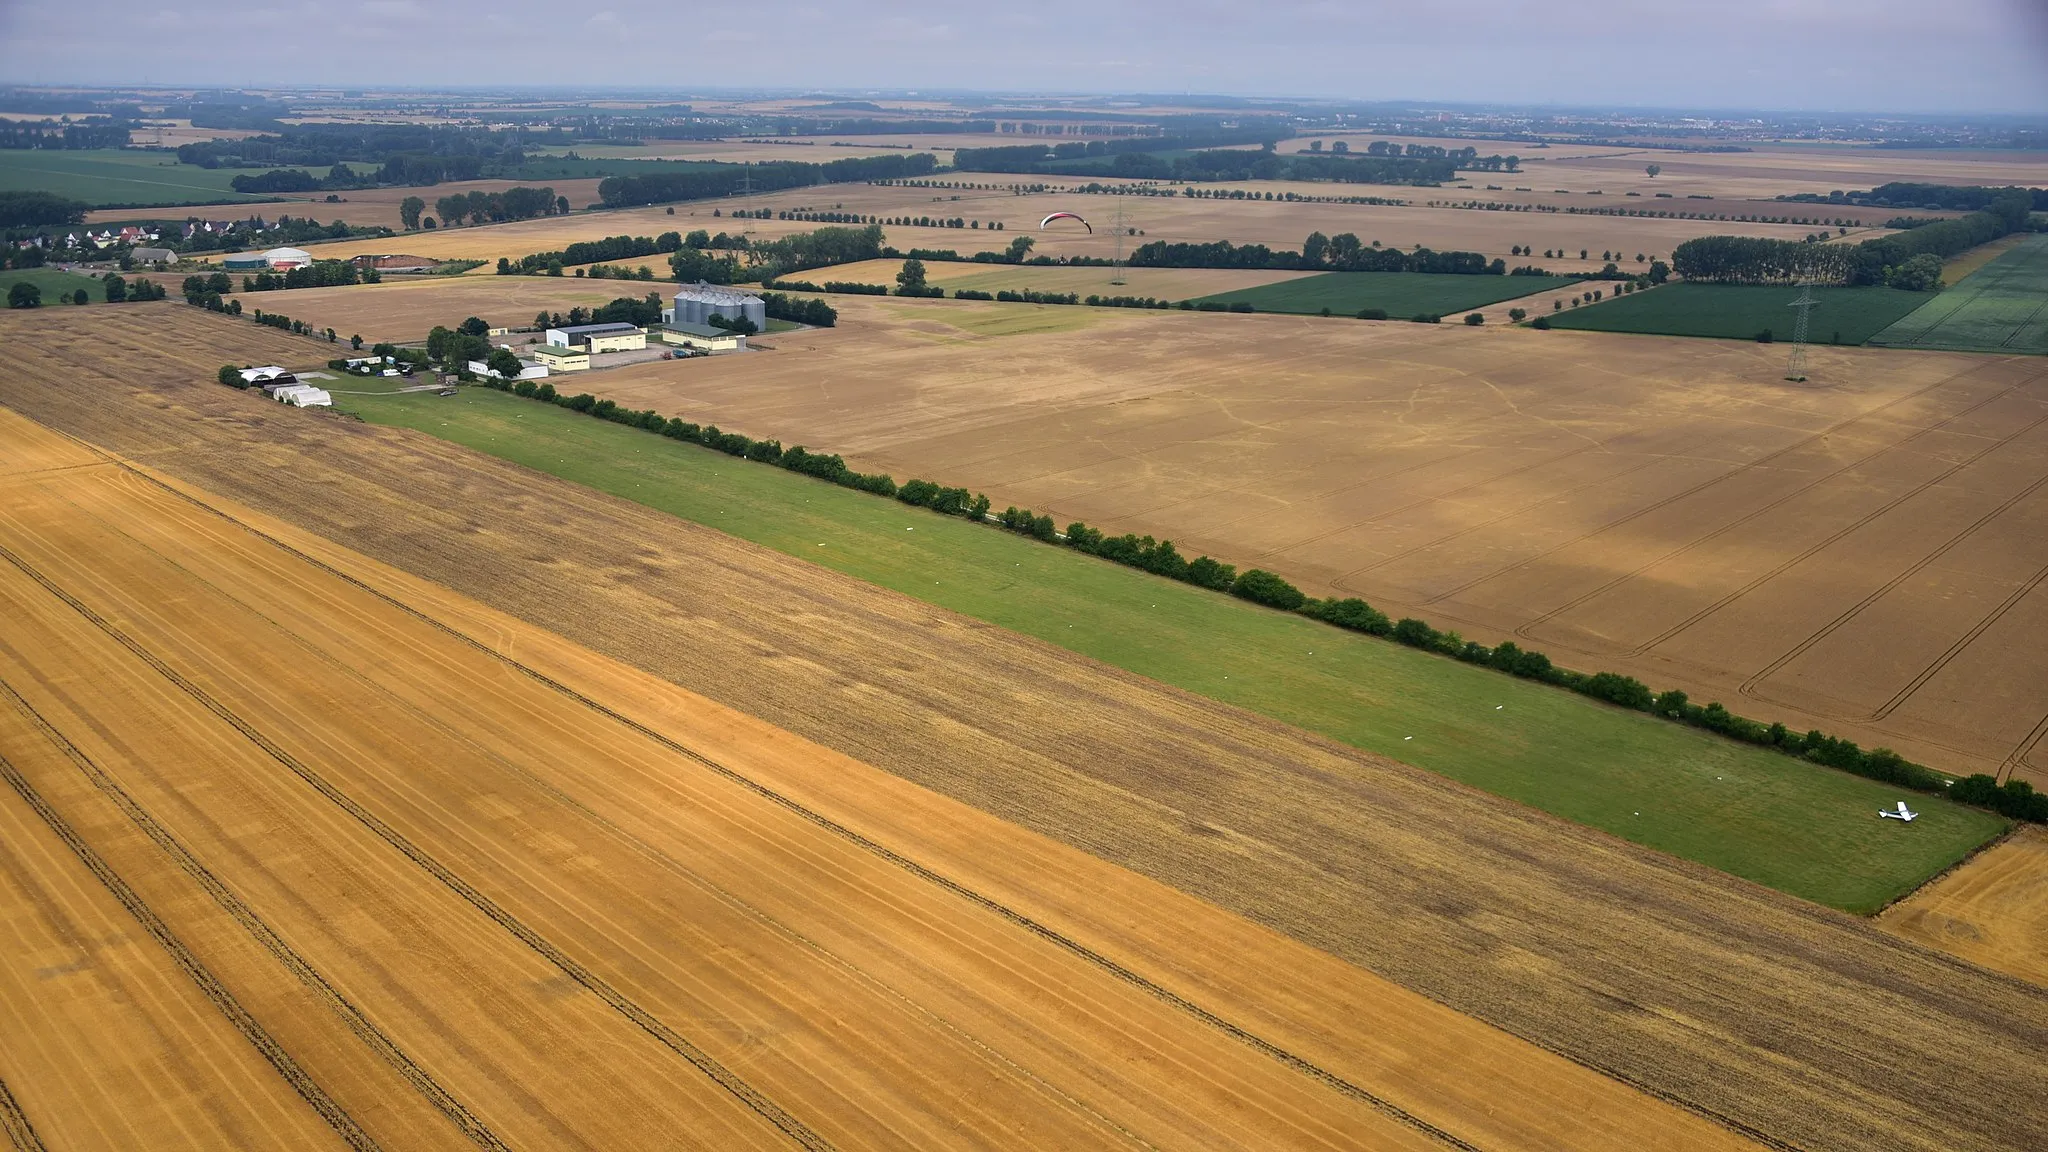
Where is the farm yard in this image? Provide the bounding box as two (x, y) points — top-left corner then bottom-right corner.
(1870, 234), (2048, 355)
(1545, 282), (1934, 343)
(1189, 270), (1580, 316)
(554, 295), (2048, 786)
(1881, 827), (2048, 986)
(215, 274), (663, 343)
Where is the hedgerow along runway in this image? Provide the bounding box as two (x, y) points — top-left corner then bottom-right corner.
(0, 405), (1758, 1150)
(578, 295), (2048, 786)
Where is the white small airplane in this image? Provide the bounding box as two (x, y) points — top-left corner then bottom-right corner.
(1878, 801), (1918, 822)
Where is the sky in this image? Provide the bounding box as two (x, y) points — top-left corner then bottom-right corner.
(3, 0), (2046, 115)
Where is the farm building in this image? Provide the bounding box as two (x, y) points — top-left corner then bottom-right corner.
(468, 358), (550, 381)
(238, 365), (290, 385)
(660, 321), (748, 354)
(530, 345), (591, 372)
(545, 322), (647, 353)
(669, 282), (766, 331)
(223, 252), (270, 271)
(263, 247), (313, 270)
(129, 247), (176, 265)
(271, 384), (331, 407)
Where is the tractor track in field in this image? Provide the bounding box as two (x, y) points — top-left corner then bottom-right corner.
(0, 738), (379, 1152)
(0, 671), (514, 1152)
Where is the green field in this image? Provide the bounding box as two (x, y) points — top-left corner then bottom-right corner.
(1190, 271), (1579, 316)
(1544, 282), (1932, 344)
(0, 149), (269, 207)
(338, 386), (2008, 912)
(1869, 234), (2048, 355)
(3, 266), (107, 303)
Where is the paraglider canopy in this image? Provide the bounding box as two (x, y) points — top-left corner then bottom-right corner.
(1039, 212), (1091, 233)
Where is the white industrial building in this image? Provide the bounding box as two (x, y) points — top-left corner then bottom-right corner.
(468, 358), (551, 381)
(545, 322), (647, 353)
(263, 246), (313, 270)
(667, 281), (765, 331)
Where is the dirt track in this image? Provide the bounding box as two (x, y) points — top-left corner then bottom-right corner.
(0, 406), (1753, 1151)
(3, 305), (2047, 1152)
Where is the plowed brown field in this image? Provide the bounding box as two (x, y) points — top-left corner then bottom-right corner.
(571, 296), (2048, 785)
(0, 404), (1755, 1150)
(5, 305), (2048, 1152)
(1881, 828), (2048, 987)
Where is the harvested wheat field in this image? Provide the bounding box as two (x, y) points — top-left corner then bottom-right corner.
(576, 295), (2048, 784)
(1881, 827), (2048, 987)
(0, 403), (1761, 1151)
(4, 304), (2047, 1152)
(294, 178), (1868, 275)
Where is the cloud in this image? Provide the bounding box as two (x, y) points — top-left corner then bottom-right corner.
(0, 0), (2040, 112)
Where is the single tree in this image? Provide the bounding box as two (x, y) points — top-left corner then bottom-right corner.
(350, 334), (363, 350)
(1645, 163), (1662, 178)
(104, 274), (127, 303)
(70, 288), (89, 305)
(459, 316), (489, 337)
(7, 282), (41, 308)
(487, 347), (524, 380)
(399, 196), (425, 230)
(422, 216), (436, 230)
(1464, 312), (1484, 326)
(895, 258), (928, 296)
(556, 196), (570, 215)
(325, 327), (337, 342)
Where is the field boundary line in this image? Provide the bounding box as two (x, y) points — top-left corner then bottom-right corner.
(1419, 358), (2008, 609)
(0, 1076), (47, 1152)
(70, 482), (1161, 1152)
(56, 425), (1489, 1151)
(0, 714), (379, 1152)
(0, 663), (513, 1152)
(0, 542), (833, 1152)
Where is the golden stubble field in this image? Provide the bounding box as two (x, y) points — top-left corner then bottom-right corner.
(1881, 827), (2048, 987)
(0, 404), (1759, 1151)
(290, 177), (1866, 275)
(577, 296), (2048, 784)
(5, 304), (2048, 1152)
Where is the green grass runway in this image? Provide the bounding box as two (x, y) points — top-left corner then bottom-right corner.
(1190, 270), (1579, 317)
(1869, 234), (2048, 355)
(341, 387), (2008, 912)
(1544, 282), (1932, 344)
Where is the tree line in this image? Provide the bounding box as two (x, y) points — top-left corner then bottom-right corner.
(241, 260), (378, 292)
(461, 365), (2041, 826)
(0, 119), (130, 150)
(1130, 235), (1501, 275)
(1673, 191), (2034, 288)
(0, 190), (88, 227)
(1782, 182), (2048, 213)
(597, 153), (937, 208)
